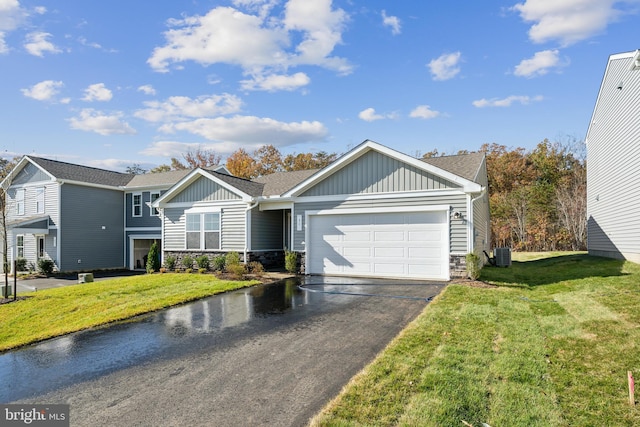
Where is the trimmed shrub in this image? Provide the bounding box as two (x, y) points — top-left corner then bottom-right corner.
(37, 258), (55, 276)
(213, 255), (226, 272)
(225, 251), (241, 268)
(284, 250), (297, 274)
(226, 262), (246, 280)
(248, 261), (264, 277)
(146, 241), (161, 273)
(163, 255), (176, 271)
(196, 255), (210, 271)
(15, 257), (27, 272)
(182, 255), (194, 270)
(466, 252), (482, 280)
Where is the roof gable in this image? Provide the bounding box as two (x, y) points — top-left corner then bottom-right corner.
(284, 140), (482, 197)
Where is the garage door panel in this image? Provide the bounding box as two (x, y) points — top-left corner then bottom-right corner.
(308, 211), (448, 280)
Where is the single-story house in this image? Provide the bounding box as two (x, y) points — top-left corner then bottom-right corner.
(153, 140), (490, 280)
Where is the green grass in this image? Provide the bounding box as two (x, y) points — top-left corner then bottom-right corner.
(311, 253), (640, 426)
(0, 274), (259, 352)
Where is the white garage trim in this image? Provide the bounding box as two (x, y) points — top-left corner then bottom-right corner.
(305, 206), (450, 281)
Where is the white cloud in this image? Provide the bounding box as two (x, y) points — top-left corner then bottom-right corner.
(428, 52), (462, 81)
(21, 80), (63, 101)
(137, 85), (156, 95)
(161, 115), (328, 146)
(358, 108), (384, 122)
(472, 95), (544, 108)
(82, 83), (113, 102)
(24, 31), (60, 56)
(68, 109), (136, 135)
(135, 93), (243, 123)
(142, 140), (250, 157)
(240, 72), (310, 91)
(381, 10), (401, 35)
(511, 0), (633, 46)
(148, 1), (351, 84)
(0, 0), (25, 53)
(514, 49), (568, 77)
(409, 105), (441, 120)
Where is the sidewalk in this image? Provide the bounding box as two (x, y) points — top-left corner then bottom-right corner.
(2, 270), (145, 295)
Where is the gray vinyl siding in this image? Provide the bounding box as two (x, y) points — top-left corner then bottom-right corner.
(163, 204), (247, 252)
(59, 184), (125, 271)
(168, 176), (242, 203)
(587, 54), (640, 258)
(126, 191), (162, 227)
(472, 159), (490, 256)
(293, 193), (468, 253)
(251, 209), (283, 250)
(11, 163), (51, 185)
(301, 150), (460, 197)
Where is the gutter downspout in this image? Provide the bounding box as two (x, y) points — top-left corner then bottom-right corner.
(244, 199), (260, 264)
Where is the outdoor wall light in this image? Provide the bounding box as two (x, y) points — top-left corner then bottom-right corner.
(452, 211), (463, 220)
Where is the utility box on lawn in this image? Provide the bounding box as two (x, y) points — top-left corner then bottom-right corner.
(78, 273), (94, 283)
(1, 285), (12, 297)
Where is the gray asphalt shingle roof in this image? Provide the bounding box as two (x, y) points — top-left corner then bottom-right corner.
(421, 151), (484, 182)
(28, 156), (133, 187)
(252, 169), (319, 196)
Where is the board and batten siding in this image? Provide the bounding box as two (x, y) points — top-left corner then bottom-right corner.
(59, 184), (125, 271)
(301, 150), (460, 197)
(293, 193), (468, 253)
(11, 162), (51, 185)
(587, 53), (640, 261)
(167, 176), (241, 203)
(162, 204), (247, 252)
(251, 209), (283, 250)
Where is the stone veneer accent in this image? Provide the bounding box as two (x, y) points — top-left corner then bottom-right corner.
(449, 254), (467, 278)
(163, 250), (285, 270)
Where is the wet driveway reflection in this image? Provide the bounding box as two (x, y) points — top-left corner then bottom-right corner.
(0, 276), (444, 403)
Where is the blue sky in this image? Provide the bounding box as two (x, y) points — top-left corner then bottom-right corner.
(0, 0), (637, 171)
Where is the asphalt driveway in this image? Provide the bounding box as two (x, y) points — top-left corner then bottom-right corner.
(1, 276), (445, 427)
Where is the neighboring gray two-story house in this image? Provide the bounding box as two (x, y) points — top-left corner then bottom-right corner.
(586, 50), (640, 263)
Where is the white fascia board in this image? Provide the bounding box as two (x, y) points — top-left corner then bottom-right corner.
(305, 204), (450, 217)
(152, 169), (253, 208)
(259, 200), (294, 211)
(1, 156), (56, 190)
(289, 188), (466, 205)
(161, 199), (249, 210)
(283, 139), (480, 196)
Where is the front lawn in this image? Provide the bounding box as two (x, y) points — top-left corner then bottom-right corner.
(0, 274), (259, 352)
(311, 253), (640, 426)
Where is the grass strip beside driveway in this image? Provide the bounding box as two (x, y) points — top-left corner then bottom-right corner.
(311, 253), (640, 426)
(0, 274), (259, 352)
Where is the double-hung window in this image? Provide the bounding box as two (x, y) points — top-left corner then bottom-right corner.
(186, 211), (220, 250)
(16, 235), (24, 258)
(150, 192), (160, 216)
(132, 193), (142, 217)
(35, 187), (45, 214)
(15, 189), (24, 216)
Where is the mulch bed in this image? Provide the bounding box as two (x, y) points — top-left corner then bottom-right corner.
(0, 296), (30, 305)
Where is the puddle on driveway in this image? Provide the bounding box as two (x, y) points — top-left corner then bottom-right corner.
(0, 277), (442, 403)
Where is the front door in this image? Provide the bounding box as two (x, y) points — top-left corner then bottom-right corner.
(37, 236), (45, 260)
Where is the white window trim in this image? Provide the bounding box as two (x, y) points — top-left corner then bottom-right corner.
(150, 192), (161, 216)
(36, 187), (45, 214)
(185, 211), (221, 250)
(16, 235), (24, 258)
(16, 188), (25, 216)
(132, 193), (142, 217)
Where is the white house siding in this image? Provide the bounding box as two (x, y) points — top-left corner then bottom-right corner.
(300, 150), (459, 197)
(587, 52), (640, 262)
(472, 159), (490, 257)
(162, 204), (247, 252)
(293, 193), (468, 253)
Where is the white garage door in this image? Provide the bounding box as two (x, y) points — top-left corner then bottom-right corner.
(307, 210), (449, 280)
